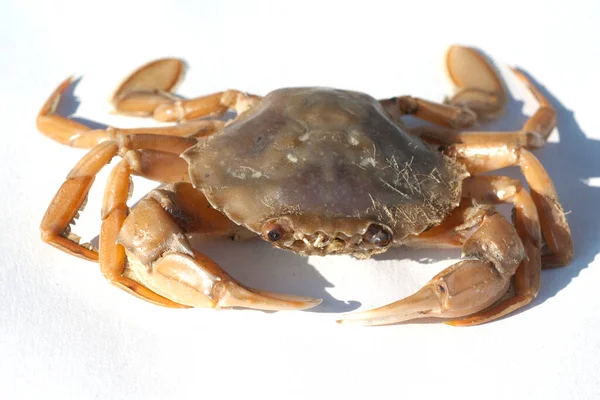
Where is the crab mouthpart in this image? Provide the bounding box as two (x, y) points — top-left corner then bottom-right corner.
(262, 219), (344, 255)
(261, 218), (393, 257)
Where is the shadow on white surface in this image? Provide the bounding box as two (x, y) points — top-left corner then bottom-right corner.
(57, 77), (110, 131)
(514, 70), (596, 310)
(190, 237), (363, 313)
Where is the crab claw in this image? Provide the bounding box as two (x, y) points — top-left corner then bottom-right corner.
(337, 259), (511, 326)
(337, 284), (442, 326)
(215, 283), (323, 311)
(183, 251), (323, 311)
(126, 248), (322, 312)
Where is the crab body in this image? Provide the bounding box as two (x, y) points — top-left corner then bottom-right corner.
(184, 87), (466, 258)
(37, 46), (573, 326)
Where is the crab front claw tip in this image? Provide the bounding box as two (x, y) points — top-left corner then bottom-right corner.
(218, 283), (322, 311)
(336, 285), (441, 326)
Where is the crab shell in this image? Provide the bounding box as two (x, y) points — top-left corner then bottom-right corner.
(182, 88), (468, 258)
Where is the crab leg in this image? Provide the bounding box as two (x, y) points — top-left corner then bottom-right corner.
(380, 45), (507, 129)
(379, 95), (478, 129)
(444, 45), (508, 120)
(109, 182), (321, 310)
(411, 49), (556, 153)
(136, 90), (262, 123)
(97, 158), (186, 307)
(110, 57), (261, 122)
(435, 63), (572, 267)
(449, 147), (572, 268)
(40, 135), (196, 261)
(37, 77), (224, 148)
(411, 67), (556, 151)
(339, 213), (527, 326)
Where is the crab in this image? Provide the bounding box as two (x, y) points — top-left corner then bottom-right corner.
(37, 46), (573, 326)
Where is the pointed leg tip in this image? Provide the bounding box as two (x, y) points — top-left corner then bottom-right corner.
(311, 298), (324, 307)
(293, 297), (323, 310)
(220, 286), (323, 311)
(257, 290), (323, 310)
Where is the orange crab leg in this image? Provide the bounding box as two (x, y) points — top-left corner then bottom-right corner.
(37, 76), (224, 149)
(40, 141), (116, 261)
(449, 147), (572, 268)
(380, 45), (508, 129)
(112, 58), (186, 106)
(443, 63), (572, 268)
(444, 45), (507, 120)
(409, 50), (556, 151)
(40, 135), (195, 261)
(379, 95), (478, 129)
(36, 77), (94, 146)
(97, 158), (187, 307)
(110, 57), (261, 122)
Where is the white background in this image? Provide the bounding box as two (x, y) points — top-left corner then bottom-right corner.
(1, 1), (599, 399)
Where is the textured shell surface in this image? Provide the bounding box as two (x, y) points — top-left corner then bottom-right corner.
(182, 87), (466, 255)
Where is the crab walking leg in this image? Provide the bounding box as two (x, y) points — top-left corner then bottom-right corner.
(98, 159), (187, 308)
(37, 76), (224, 149)
(412, 54), (556, 151)
(110, 57), (186, 116)
(112, 58), (186, 103)
(449, 145), (573, 268)
(40, 135), (196, 261)
(110, 188), (322, 310)
(444, 45), (507, 120)
(68, 120), (223, 149)
(338, 213), (526, 326)
(510, 68), (557, 142)
(109, 57), (261, 123)
(413, 75), (555, 151)
(380, 45), (507, 129)
(40, 141), (115, 261)
(379, 96), (478, 129)
(115, 89), (262, 123)
(36, 77), (93, 146)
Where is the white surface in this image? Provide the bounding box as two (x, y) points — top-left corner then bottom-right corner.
(1, 1), (599, 399)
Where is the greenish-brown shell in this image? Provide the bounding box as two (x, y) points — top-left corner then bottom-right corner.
(182, 88), (467, 257)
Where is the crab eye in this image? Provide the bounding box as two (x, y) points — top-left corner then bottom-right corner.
(363, 224), (392, 247)
(264, 223), (285, 242)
